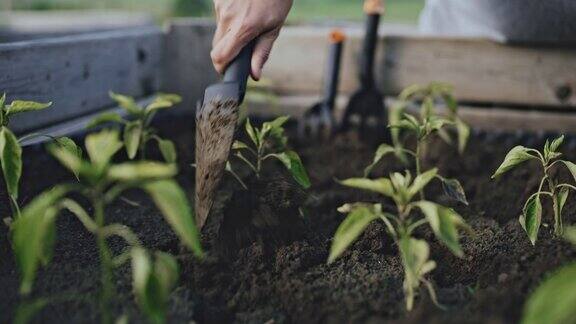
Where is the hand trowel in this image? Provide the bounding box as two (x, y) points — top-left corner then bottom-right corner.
(195, 42), (255, 229)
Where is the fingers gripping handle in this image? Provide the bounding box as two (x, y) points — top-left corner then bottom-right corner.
(223, 41), (256, 103)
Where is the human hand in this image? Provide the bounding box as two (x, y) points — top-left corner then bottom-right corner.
(211, 0), (293, 81)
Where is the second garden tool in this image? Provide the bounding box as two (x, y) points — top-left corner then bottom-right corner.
(195, 42), (255, 230)
(340, 0), (387, 141)
(298, 29), (345, 140)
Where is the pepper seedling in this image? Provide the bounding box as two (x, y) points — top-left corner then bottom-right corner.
(228, 116), (311, 190)
(364, 82), (470, 204)
(0, 93), (80, 220)
(492, 135), (576, 244)
(88, 92), (181, 163)
(11, 129), (203, 324)
(521, 227), (576, 324)
(328, 168), (473, 311)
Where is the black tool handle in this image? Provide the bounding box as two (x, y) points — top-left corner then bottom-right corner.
(360, 13), (380, 88)
(323, 32), (345, 111)
(223, 41), (256, 102)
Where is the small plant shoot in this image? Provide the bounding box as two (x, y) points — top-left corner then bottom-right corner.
(521, 227), (576, 324)
(492, 135), (576, 244)
(11, 129), (203, 324)
(228, 116), (311, 189)
(0, 93), (80, 220)
(328, 169), (473, 311)
(88, 92), (181, 163)
(364, 83), (470, 204)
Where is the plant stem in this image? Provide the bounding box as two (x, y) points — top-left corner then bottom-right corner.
(415, 141), (425, 200)
(543, 163), (563, 236)
(94, 197), (114, 324)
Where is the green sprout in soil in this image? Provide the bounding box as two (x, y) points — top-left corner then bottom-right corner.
(364, 82), (470, 204)
(492, 135), (576, 244)
(227, 116), (311, 190)
(328, 169), (473, 311)
(0, 93), (80, 220)
(521, 226), (576, 324)
(11, 129), (203, 324)
(88, 92), (181, 163)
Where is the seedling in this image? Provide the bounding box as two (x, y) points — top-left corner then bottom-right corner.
(0, 93), (79, 219)
(521, 227), (576, 324)
(11, 129), (203, 324)
(492, 135), (576, 244)
(228, 116), (311, 190)
(88, 92), (181, 162)
(364, 83), (470, 204)
(329, 169), (472, 310)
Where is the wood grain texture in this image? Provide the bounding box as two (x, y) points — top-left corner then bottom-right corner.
(264, 27), (576, 108)
(0, 27), (163, 133)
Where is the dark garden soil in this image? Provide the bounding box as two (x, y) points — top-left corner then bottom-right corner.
(1, 114), (576, 324)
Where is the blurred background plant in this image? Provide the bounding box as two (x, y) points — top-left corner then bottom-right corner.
(3, 0), (425, 23)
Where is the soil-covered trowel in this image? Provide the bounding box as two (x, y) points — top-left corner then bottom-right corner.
(195, 42), (255, 230)
(340, 0), (387, 142)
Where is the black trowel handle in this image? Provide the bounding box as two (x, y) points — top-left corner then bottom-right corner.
(223, 41), (256, 103)
(360, 0), (383, 87)
(323, 30), (345, 111)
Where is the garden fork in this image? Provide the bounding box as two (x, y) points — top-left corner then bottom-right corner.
(298, 29), (345, 140)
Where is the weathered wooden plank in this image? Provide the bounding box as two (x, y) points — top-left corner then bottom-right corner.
(381, 36), (576, 108)
(162, 19), (219, 113)
(266, 27), (576, 108)
(0, 27), (163, 133)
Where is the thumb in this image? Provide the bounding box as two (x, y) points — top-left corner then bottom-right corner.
(251, 28), (280, 81)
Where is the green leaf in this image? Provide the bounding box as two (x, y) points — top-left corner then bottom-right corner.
(522, 263), (576, 324)
(328, 205), (380, 264)
(389, 102), (407, 150)
(86, 112), (124, 128)
(270, 151), (311, 189)
(260, 115), (290, 145)
(415, 201), (470, 257)
(12, 186), (69, 294)
(53, 137), (83, 179)
(157, 138), (177, 164)
(108, 162), (177, 182)
(439, 177), (468, 205)
(564, 226), (576, 245)
(245, 118), (259, 147)
(131, 248), (179, 324)
(554, 187), (569, 235)
(549, 135), (564, 153)
(399, 84), (425, 100)
(339, 177), (394, 198)
(399, 237), (436, 311)
(124, 121), (142, 159)
(145, 94), (181, 114)
(364, 144), (395, 177)
(142, 180), (203, 258)
(0, 127), (22, 200)
(85, 129), (123, 171)
(520, 194), (543, 245)
(455, 118), (470, 153)
(110, 92), (142, 116)
(5, 100), (52, 116)
(48, 142), (96, 182)
(0, 93), (5, 109)
(561, 161), (576, 183)
(14, 298), (49, 324)
(232, 140), (249, 150)
(408, 168), (438, 199)
(492, 146), (537, 179)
